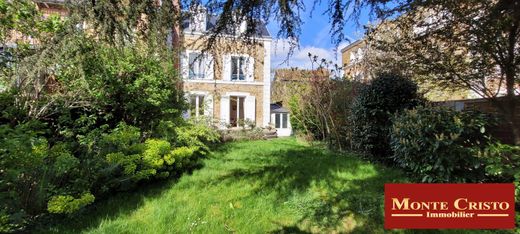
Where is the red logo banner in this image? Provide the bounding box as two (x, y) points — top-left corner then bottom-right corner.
(385, 183), (515, 229)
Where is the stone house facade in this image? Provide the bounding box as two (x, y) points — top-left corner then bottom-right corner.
(181, 9), (272, 128)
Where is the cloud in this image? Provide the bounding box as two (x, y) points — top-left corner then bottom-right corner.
(271, 39), (350, 70)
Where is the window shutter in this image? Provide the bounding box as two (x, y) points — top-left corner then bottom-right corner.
(205, 54), (214, 80)
(246, 56), (255, 81)
(181, 51), (189, 79)
(204, 94), (213, 117)
(220, 95), (230, 126)
(223, 55), (231, 81)
(244, 96), (256, 122)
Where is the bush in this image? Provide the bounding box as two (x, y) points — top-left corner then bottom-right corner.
(47, 193), (95, 214)
(481, 142), (520, 221)
(0, 121), (92, 232)
(390, 106), (493, 182)
(0, 120), (220, 232)
(220, 127), (265, 142)
(350, 73), (422, 160)
(289, 78), (361, 150)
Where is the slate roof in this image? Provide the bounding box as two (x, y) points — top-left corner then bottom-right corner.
(270, 103), (290, 113)
(182, 14), (271, 38)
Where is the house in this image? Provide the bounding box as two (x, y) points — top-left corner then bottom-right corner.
(340, 9), (520, 101)
(180, 8), (272, 129)
(340, 40), (369, 81)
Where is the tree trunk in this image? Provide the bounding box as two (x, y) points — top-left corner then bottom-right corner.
(171, 0), (182, 72)
(504, 89), (520, 145)
(503, 65), (520, 145)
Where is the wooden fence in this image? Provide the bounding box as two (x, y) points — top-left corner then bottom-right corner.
(436, 97), (520, 144)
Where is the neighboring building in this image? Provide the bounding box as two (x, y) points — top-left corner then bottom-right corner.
(268, 68), (330, 136)
(2, 1), (68, 48)
(35, 0), (68, 17)
(340, 39), (369, 81)
(340, 10), (519, 101)
(181, 8), (272, 128)
(340, 37), (470, 101)
(271, 68), (329, 106)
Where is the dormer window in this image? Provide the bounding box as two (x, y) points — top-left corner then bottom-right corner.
(189, 5), (206, 32)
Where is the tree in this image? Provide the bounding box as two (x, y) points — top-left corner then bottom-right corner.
(366, 0), (520, 144)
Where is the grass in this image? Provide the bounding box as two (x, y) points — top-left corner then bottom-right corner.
(34, 138), (512, 233)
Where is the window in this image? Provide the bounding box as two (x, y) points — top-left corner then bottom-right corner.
(231, 56), (246, 81)
(275, 113), (288, 128)
(356, 48), (364, 60)
(349, 52), (357, 63)
(188, 52), (206, 79)
(189, 95), (205, 117)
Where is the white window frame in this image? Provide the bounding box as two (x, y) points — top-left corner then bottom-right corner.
(189, 94), (206, 118)
(274, 113), (289, 129)
(231, 56), (247, 81)
(183, 50), (214, 80)
(188, 52), (205, 79)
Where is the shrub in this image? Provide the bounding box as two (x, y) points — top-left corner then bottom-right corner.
(47, 193), (95, 214)
(173, 120), (221, 152)
(481, 143), (520, 213)
(0, 119), (220, 232)
(289, 79), (361, 150)
(350, 73), (422, 160)
(390, 106), (493, 182)
(220, 127), (265, 142)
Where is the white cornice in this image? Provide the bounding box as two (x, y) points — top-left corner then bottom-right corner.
(183, 79), (265, 86)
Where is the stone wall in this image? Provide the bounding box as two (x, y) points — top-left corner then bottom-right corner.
(184, 82), (265, 126)
(183, 36), (266, 82)
(182, 35), (269, 127)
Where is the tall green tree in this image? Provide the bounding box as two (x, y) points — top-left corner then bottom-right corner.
(365, 0), (520, 144)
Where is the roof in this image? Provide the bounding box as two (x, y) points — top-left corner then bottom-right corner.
(270, 103), (290, 113)
(182, 14), (271, 38)
(340, 39), (365, 53)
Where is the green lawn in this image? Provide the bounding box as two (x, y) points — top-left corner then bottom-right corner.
(35, 138), (510, 233)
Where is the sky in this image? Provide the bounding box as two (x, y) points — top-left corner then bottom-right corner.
(268, 0), (371, 70)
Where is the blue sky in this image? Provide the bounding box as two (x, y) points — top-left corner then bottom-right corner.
(268, 0), (371, 70)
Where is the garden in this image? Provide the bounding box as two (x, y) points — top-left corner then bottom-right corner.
(1, 0), (519, 233)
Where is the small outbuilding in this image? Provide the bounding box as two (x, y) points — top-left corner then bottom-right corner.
(270, 102), (292, 137)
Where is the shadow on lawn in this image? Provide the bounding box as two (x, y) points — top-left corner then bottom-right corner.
(213, 142), (406, 233)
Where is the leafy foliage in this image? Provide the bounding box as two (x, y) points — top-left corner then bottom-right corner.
(390, 106), (494, 182)
(285, 57), (362, 150)
(0, 118), (220, 232)
(350, 73), (422, 160)
(47, 193), (95, 214)
(481, 142), (520, 217)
